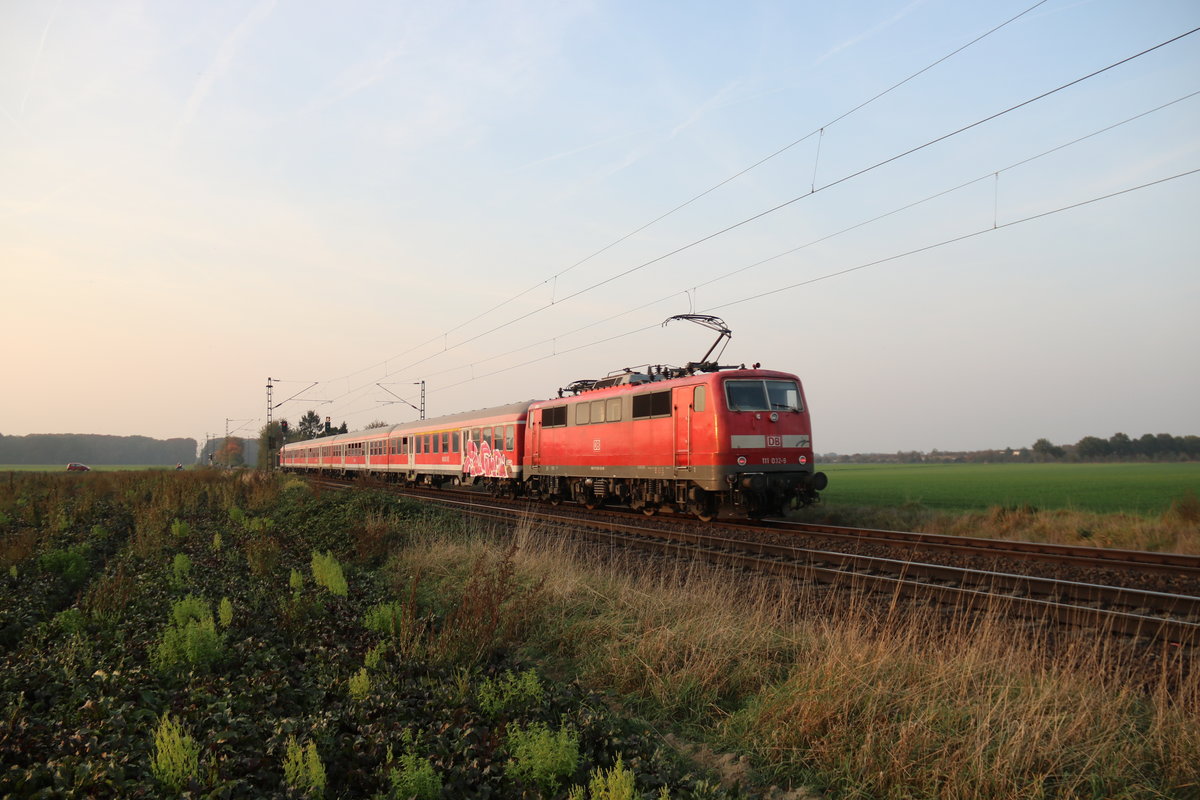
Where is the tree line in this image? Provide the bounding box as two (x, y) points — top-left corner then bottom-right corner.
(825, 432), (1200, 464)
(0, 433), (197, 465)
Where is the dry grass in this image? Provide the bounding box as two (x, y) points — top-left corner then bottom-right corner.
(391, 513), (1200, 799)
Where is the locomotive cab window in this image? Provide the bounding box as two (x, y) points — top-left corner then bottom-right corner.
(725, 379), (802, 412)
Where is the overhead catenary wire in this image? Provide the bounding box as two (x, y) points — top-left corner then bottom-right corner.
(317, 0), (1055, 389)
(305, 26), (1200, 420)
(423, 167), (1200, 393)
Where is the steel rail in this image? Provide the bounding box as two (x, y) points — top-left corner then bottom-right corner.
(747, 519), (1200, 579)
(323, 480), (1200, 645)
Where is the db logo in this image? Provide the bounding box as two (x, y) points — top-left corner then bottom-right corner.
(737, 456), (747, 466)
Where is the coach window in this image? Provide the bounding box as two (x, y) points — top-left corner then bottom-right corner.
(433, 434), (440, 454)
(505, 425), (515, 450)
(483, 428), (492, 449)
(452, 432), (460, 453)
(590, 399), (605, 424)
(575, 403), (590, 425)
(694, 386), (706, 413)
(606, 397), (622, 422)
(441, 432), (449, 452)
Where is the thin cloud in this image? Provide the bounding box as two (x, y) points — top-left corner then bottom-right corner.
(172, 0), (277, 150)
(816, 0), (929, 65)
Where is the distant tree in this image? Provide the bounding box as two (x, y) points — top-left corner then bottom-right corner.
(1109, 432), (1133, 458)
(1076, 436), (1111, 460)
(1031, 438), (1065, 461)
(296, 410), (324, 441)
(257, 422), (283, 469)
(216, 437), (244, 467)
(364, 420), (389, 429)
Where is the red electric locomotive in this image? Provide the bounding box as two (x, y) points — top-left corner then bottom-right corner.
(279, 315), (827, 519)
(524, 364), (825, 519)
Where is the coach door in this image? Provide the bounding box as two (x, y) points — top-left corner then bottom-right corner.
(673, 387), (692, 471)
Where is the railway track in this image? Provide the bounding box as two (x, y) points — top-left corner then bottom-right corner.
(307, 476), (1200, 645)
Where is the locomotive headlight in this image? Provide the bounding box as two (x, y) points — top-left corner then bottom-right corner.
(769, 412), (779, 422)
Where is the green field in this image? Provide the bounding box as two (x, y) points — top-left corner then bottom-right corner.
(0, 464), (184, 472)
(818, 462), (1200, 515)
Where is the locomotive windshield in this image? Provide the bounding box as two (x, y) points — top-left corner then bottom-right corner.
(725, 379), (803, 412)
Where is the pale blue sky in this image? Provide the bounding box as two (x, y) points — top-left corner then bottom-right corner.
(2, 0), (1197, 454)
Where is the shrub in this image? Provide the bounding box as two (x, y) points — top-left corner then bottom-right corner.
(218, 597), (233, 628)
(151, 713), (200, 793)
(504, 721), (579, 793)
(311, 550), (347, 597)
(289, 568), (305, 592)
(479, 668), (545, 717)
(282, 736), (326, 797)
(170, 519), (190, 539)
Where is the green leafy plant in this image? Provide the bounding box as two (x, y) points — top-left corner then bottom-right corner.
(38, 545), (89, 589)
(218, 597), (233, 628)
(504, 721), (580, 793)
(151, 713), (200, 794)
(363, 600), (405, 637)
(53, 607), (87, 636)
(479, 668), (545, 717)
(282, 735), (326, 797)
(228, 506), (245, 526)
(364, 641), (388, 670)
(155, 598), (224, 672)
(211, 531), (222, 552)
(170, 553), (191, 588)
(170, 518), (190, 539)
(386, 737), (443, 800)
(348, 666), (371, 701)
(568, 755), (642, 800)
(311, 550), (347, 597)
(289, 568), (305, 592)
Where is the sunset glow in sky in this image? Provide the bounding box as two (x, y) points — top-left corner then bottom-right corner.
(2, 0), (1198, 454)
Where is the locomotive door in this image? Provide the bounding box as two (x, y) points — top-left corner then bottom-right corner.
(530, 411), (541, 467)
(673, 387), (692, 470)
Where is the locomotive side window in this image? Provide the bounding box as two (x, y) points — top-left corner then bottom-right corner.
(694, 386), (707, 412)
(542, 406), (567, 427)
(632, 390), (671, 419)
(575, 403), (590, 425)
(590, 400), (605, 424)
(606, 397), (622, 422)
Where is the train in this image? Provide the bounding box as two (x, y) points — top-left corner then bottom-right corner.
(279, 317), (827, 519)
